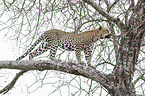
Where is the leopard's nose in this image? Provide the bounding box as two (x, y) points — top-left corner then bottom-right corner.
(105, 34), (112, 38)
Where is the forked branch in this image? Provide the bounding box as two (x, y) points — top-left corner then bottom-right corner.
(0, 60), (113, 94)
(0, 70), (27, 94)
(82, 0), (124, 29)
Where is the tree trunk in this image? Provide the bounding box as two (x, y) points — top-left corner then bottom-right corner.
(110, 1), (145, 96)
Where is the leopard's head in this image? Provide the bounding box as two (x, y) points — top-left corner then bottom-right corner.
(98, 26), (111, 39)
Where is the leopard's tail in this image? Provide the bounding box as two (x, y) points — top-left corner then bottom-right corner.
(16, 35), (44, 61)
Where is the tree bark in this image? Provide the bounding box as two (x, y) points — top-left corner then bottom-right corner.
(0, 60), (113, 94)
(83, 0), (145, 96)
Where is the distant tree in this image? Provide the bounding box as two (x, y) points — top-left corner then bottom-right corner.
(0, 0), (144, 96)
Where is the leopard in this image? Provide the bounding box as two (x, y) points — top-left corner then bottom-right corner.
(16, 26), (111, 67)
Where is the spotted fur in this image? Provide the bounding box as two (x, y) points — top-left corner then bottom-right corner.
(16, 26), (111, 66)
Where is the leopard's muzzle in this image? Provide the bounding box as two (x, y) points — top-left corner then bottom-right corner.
(105, 34), (112, 38)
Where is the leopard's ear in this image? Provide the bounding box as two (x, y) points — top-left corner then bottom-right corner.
(99, 26), (102, 30)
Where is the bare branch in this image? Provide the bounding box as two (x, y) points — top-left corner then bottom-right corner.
(0, 60), (112, 89)
(105, 0), (120, 12)
(108, 23), (119, 61)
(2, 0), (9, 9)
(0, 60), (115, 94)
(82, 0), (124, 29)
(134, 73), (145, 85)
(109, 0), (119, 12)
(0, 70), (27, 94)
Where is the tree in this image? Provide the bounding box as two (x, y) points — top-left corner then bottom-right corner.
(0, 0), (144, 95)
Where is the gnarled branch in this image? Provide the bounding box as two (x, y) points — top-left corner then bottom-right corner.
(0, 60), (113, 94)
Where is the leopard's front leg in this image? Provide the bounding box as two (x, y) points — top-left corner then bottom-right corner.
(75, 49), (85, 65)
(84, 47), (96, 68)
